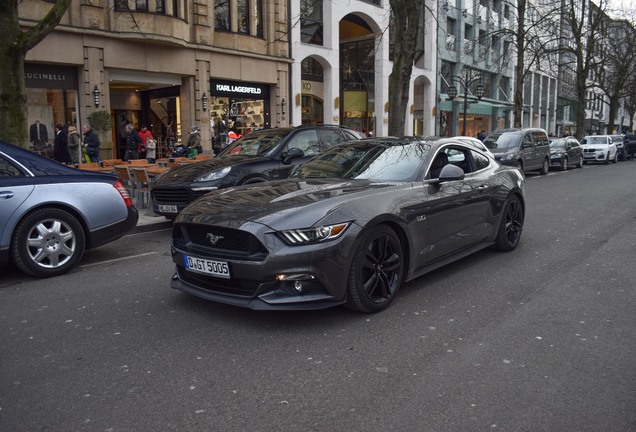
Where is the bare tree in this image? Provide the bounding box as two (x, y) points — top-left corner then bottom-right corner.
(594, 18), (636, 133)
(0, 0), (72, 148)
(387, 0), (424, 136)
(560, 0), (611, 139)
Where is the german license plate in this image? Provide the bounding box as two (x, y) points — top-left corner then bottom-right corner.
(184, 255), (230, 279)
(158, 204), (178, 213)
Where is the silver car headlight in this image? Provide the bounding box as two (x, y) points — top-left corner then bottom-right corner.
(195, 166), (231, 182)
(502, 153), (516, 161)
(278, 222), (350, 245)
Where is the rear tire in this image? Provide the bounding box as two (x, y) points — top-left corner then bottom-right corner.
(11, 208), (86, 277)
(576, 155), (583, 168)
(493, 195), (524, 251)
(560, 156), (568, 171)
(539, 158), (549, 175)
(346, 225), (403, 313)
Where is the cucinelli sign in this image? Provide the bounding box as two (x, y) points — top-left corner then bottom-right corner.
(25, 63), (77, 90)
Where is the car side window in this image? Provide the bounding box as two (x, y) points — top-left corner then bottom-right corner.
(472, 150), (490, 171)
(319, 129), (347, 149)
(445, 147), (473, 173)
(342, 130), (360, 141)
(531, 131), (548, 146)
(0, 157), (25, 178)
(522, 134), (533, 148)
(287, 130), (320, 156)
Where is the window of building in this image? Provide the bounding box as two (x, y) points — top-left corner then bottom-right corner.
(156, 0), (165, 14)
(215, 0), (263, 37)
(237, 0), (249, 33)
(136, 0), (148, 11)
(301, 0), (324, 45)
(215, 1), (231, 31)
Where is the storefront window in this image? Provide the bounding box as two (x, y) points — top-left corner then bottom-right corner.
(25, 64), (79, 156)
(340, 39), (375, 134)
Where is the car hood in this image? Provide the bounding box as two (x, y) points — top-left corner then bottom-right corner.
(154, 155), (270, 184)
(176, 178), (405, 230)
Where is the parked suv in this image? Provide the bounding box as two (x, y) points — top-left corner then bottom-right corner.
(624, 134), (636, 160)
(151, 125), (364, 218)
(580, 135), (617, 164)
(483, 128), (550, 174)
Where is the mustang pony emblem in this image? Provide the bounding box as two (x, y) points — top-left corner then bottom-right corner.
(206, 233), (224, 245)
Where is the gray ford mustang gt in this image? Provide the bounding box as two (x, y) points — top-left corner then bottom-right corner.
(170, 137), (525, 313)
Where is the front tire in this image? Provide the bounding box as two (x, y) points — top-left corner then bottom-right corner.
(347, 225), (404, 313)
(560, 156), (568, 171)
(493, 195), (524, 251)
(539, 157), (549, 175)
(11, 208), (86, 277)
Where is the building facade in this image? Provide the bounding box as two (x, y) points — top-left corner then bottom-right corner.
(20, 0), (290, 160)
(289, 0), (438, 137)
(437, 0), (516, 138)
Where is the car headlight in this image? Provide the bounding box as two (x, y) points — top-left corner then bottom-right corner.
(278, 222), (350, 245)
(502, 153), (516, 161)
(195, 166), (231, 182)
(553, 152), (563, 158)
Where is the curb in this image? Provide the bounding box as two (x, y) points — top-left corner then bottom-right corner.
(132, 219), (173, 234)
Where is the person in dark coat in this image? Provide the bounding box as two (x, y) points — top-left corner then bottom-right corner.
(124, 123), (142, 161)
(82, 124), (101, 163)
(53, 124), (72, 164)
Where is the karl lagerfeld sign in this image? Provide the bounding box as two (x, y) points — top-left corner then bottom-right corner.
(210, 79), (270, 99)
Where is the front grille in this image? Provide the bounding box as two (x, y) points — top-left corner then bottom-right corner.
(583, 148), (598, 153)
(152, 187), (208, 205)
(175, 223), (269, 259)
(177, 267), (260, 297)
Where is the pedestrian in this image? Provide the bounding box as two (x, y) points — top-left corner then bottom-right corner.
(185, 125), (202, 158)
(145, 137), (157, 164)
(477, 130), (486, 141)
(124, 123), (142, 161)
(67, 125), (81, 164)
(82, 124), (101, 163)
(53, 124), (72, 164)
(138, 124), (154, 159)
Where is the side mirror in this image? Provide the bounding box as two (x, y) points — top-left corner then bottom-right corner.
(282, 148), (305, 165)
(430, 164), (465, 184)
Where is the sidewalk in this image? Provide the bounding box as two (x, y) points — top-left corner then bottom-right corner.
(133, 211), (173, 233)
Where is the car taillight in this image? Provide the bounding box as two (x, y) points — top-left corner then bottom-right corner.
(113, 180), (134, 207)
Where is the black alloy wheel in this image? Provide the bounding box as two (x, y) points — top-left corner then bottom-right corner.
(11, 207), (86, 277)
(540, 158), (549, 175)
(347, 225), (403, 313)
(560, 156), (568, 171)
(493, 195), (524, 251)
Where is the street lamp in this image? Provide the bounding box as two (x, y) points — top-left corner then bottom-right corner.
(446, 74), (485, 136)
(201, 92), (208, 112)
(93, 85), (100, 108)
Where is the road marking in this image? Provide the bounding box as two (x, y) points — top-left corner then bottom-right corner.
(81, 252), (159, 268)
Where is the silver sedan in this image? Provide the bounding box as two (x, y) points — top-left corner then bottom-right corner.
(0, 141), (138, 277)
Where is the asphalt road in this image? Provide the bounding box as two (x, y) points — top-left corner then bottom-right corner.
(1, 161), (636, 431)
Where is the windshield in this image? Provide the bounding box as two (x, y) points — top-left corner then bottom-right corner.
(483, 132), (520, 150)
(218, 131), (289, 157)
(550, 139), (566, 150)
(582, 136), (608, 145)
(291, 141), (430, 182)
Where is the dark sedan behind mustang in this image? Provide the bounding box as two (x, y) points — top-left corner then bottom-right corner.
(170, 137), (526, 313)
(1, 141), (138, 277)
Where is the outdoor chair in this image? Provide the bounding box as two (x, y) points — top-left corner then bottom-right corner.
(131, 167), (151, 208)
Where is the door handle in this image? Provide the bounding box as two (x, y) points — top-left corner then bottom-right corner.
(0, 191), (15, 199)
(477, 185), (489, 190)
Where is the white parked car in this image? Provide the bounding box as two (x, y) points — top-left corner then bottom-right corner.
(580, 135), (617, 165)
